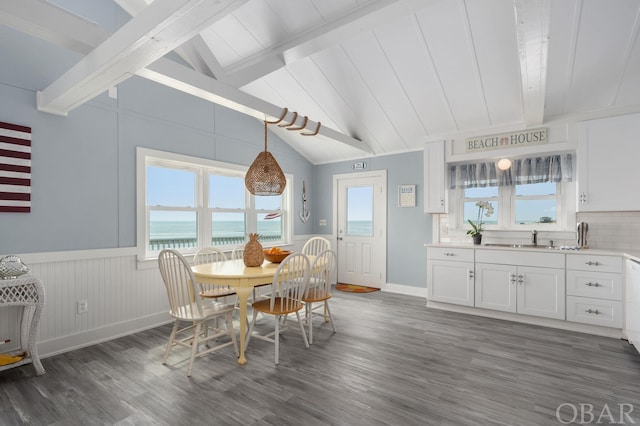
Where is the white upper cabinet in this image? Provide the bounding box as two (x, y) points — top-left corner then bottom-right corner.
(577, 113), (640, 211)
(424, 140), (446, 213)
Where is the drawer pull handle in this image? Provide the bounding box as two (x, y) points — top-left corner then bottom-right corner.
(585, 282), (601, 287)
(444, 252), (455, 256)
(585, 261), (602, 266)
(585, 309), (601, 315)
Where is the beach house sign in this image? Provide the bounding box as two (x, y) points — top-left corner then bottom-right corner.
(466, 128), (547, 152)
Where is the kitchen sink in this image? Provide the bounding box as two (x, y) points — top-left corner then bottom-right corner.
(483, 243), (557, 249)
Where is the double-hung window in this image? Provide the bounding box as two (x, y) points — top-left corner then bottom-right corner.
(137, 148), (292, 260)
(452, 154), (573, 231)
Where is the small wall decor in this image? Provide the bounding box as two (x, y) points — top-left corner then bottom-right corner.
(398, 184), (416, 208)
(0, 121), (31, 213)
(299, 180), (310, 223)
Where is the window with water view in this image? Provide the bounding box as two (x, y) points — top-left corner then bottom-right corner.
(141, 150), (291, 258)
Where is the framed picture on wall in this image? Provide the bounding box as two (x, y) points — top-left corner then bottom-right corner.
(398, 184), (416, 208)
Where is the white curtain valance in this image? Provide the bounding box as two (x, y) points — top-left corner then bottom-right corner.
(449, 153), (573, 189)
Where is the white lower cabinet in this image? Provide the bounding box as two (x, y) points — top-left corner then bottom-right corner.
(427, 247), (474, 306)
(476, 263), (565, 319)
(475, 250), (565, 320)
(566, 254), (623, 328)
(426, 246), (626, 332)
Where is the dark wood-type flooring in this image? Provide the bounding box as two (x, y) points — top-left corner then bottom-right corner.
(2, 290), (640, 425)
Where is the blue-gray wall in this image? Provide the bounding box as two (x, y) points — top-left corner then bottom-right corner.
(314, 152), (432, 287)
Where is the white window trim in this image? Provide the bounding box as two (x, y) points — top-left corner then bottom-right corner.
(136, 147), (293, 267)
(449, 181), (576, 236)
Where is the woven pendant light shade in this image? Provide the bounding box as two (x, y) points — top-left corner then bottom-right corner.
(245, 121), (286, 196)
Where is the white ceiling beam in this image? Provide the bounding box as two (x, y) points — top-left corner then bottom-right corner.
(114, 0), (227, 79)
(1, 0), (370, 153)
(0, 0), (108, 54)
(514, 0), (551, 126)
(224, 0), (441, 87)
(139, 58), (374, 154)
(36, 0), (246, 115)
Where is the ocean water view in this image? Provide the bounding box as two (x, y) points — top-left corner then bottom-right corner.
(347, 220), (373, 236)
(150, 220), (281, 240)
(150, 220), (375, 240)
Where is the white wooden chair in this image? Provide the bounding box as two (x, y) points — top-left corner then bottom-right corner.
(157, 249), (238, 376)
(244, 253), (310, 364)
(193, 247), (236, 300)
(302, 236), (331, 256)
(230, 245), (244, 261)
(303, 249), (337, 344)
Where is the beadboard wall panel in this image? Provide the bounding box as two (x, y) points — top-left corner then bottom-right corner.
(0, 249), (170, 358)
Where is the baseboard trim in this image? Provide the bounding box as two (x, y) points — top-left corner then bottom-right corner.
(383, 283), (427, 298)
(38, 312), (173, 358)
(426, 300), (623, 339)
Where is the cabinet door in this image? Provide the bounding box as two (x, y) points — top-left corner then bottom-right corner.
(475, 263), (517, 313)
(517, 266), (565, 320)
(424, 140), (446, 213)
(626, 259), (640, 351)
(578, 113), (640, 211)
(427, 260), (474, 306)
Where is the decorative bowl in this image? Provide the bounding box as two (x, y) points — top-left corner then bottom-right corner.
(263, 250), (291, 263)
(0, 255), (30, 280)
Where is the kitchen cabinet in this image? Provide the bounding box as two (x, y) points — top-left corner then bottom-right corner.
(475, 250), (565, 320)
(566, 253), (623, 328)
(427, 247), (474, 306)
(627, 259), (640, 354)
(577, 113), (640, 211)
(423, 140), (446, 213)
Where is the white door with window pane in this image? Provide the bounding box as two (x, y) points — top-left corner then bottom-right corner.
(334, 171), (386, 288)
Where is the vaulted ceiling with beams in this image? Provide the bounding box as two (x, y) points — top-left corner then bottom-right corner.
(2, 0), (640, 164)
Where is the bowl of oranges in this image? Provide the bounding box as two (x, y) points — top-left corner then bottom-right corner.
(263, 246), (291, 263)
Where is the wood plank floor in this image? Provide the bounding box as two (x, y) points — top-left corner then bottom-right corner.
(2, 290), (640, 425)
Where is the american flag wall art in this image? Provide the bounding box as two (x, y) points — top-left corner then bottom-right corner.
(0, 121), (31, 213)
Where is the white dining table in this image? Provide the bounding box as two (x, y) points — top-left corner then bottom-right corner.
(192, 258), (281, 365)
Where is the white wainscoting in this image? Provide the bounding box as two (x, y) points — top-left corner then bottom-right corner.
(1, 248), (171, 358)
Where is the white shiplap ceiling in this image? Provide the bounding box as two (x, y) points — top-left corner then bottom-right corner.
(2, 0), (640, 164)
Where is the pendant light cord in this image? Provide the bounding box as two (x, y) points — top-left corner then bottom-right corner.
(264, 121), (268, 152)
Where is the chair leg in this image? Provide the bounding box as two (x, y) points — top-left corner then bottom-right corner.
(295, 311), (310, 349)
(226, 312), (239, 357)
(306, 303), (313, 345)
(326, 301), (337, 333)
(187, 322), (202, 377)
(163, 320), (180, 364)
(274, 314), (280, 364)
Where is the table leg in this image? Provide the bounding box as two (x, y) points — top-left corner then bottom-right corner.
(234, 287), (251, 365)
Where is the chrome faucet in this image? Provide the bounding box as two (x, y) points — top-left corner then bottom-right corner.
(531, 230), (538, 246)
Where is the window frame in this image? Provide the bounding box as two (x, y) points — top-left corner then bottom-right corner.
(136, 148), (293, 262)
(452, 181), (572, 233)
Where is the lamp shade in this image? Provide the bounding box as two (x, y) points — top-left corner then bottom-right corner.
(245, 121), (286, 196)
(245, 151), (286, 195)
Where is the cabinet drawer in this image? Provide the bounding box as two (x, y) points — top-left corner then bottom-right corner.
(427, 247), (474, 262)
(566, 270), (622, 301)
(566, 254), (623, 273)
(475, 249), (564, 268)
(566, 296), (622, 328)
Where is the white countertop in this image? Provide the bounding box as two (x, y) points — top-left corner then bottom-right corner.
(425, 243), (640, 262)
